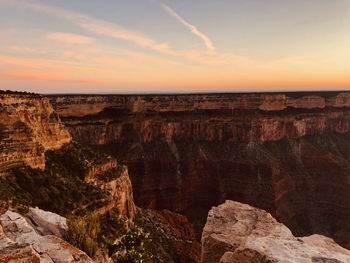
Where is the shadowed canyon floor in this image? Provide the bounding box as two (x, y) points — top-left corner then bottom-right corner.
(49, 92), (350, 249)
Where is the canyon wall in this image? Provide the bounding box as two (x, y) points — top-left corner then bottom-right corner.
(0, 92), (71, 173)
(49, 92), (350, 248)
(0, 91), (135, 222)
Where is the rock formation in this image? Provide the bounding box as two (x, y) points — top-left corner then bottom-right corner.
(27, 207), (67, 238)
(0, 209), (93, 262)
(0, 91), (135, 225)
(86, 161), (136, 219)
(201, 200), (350, 263)
(0, 92), (71, 174)
(49, 92), (350, 249)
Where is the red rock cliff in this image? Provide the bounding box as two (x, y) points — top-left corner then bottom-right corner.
(49, 91), (350, 248)
(0, 92), (71, 173)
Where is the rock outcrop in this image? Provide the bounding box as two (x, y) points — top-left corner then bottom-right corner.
(0, 91), (135, 224)
(0, 92), (71, 174)
(27, 207), (67, 238)
(86, 161), (136, 219)
(201, 200), (350, 263)
(49, 92), (350, 249)
(0, 209), (93, 263)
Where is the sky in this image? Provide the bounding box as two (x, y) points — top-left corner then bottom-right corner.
(0, 0), (350, 94)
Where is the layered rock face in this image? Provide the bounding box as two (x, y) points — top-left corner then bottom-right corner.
(0, 208), (92, 263)
(0, 93), (71, 173)
(0, 91), (135, 224)
(49, 92), (350, 247)
(86, 159), (136, 219)
(202, 200), (350, 263)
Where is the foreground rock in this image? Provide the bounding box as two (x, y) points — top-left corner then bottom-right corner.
(202, 200), (350, 263)
(0, 209), (93, 263)
(27, 207), (67, 238)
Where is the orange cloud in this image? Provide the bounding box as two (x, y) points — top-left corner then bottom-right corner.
(46, 32), (94, 44)
(0, 55), (105, 73)
(0, 69), (102, 84)
(9, 46), (43, 54)
(5, 0), (176, 54)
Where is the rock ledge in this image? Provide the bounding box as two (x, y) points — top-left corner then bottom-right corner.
(201, 200), (350, 263)
(0, 208), (93, 263)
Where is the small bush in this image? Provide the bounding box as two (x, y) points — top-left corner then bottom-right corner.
(65, 214), (100, 257)
(110, 223), (153, 263)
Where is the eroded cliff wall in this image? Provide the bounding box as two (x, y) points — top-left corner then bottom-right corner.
(0, 92), (71, 173)
(49, 92), (350, 248)
(0, 91), (135, 223)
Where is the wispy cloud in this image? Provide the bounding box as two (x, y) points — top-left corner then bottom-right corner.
(46, 32), (94, 44)
(162, 4), (215, 54)
(0, 54), (103, 73)
(2, 0), (174, 55)
(9, 46), (40, 53)
(0, 69), (102, 84)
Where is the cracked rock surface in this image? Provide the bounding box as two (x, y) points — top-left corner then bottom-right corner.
(201, 200), (350, 263)
(0, 209), (93, 263)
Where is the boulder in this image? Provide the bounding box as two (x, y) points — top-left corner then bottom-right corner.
(0, 210), (93, 263)
(27, 207), (67, 238)
(201, 200), (350, 263)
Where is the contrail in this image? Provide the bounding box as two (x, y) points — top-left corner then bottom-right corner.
(162, 4), (215, 54)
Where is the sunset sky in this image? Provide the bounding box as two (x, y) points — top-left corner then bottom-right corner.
(0, 0), (350, 93)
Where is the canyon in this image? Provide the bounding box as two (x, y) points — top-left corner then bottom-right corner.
(49, 91), (350, 250)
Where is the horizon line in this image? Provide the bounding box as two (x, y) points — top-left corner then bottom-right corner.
(43, 88), (350, 96)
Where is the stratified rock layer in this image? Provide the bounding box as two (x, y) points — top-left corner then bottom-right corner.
(201, 200), (350, 263)
(0, 209), (92, 263)
(86, 161), (136, 219)
(49, 92), (350, 248)
(0, 93), (71, 173)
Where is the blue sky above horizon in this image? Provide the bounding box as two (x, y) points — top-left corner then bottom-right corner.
(0, 0), (349, 93)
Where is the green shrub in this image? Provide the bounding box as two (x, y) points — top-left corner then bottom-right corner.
(96, 165), (126, 182)
(0, 142), (110, 215)
(110, 223), (153, 263)
(65, 214), (100, 257)
(65, 213), (152, 262)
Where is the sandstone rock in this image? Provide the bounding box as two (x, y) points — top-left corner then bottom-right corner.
(201, 201), (350, 263)
(27, 207), (67, 238)
(86, 163), (136, 220)
(0, 210), (93, 263)
(0, 93), (71, 174)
